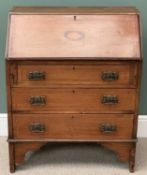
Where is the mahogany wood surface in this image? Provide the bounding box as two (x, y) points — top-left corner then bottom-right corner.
(12, 61), (137, 88)
(11, 7), (139, 14)
(13, 113), (134, 140)
(5, 7), (142, 173)
(7, 14), (140, 58)
(12, 88), (136, 113)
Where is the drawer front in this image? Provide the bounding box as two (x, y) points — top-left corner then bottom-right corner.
(14, 62), (137, 88)
(13, 113), (134, 140)
(12, 88), (136, 113)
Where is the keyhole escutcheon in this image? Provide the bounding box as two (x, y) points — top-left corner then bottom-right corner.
(74, 16), (77, 21)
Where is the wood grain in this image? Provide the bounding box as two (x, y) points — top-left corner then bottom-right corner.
(11, 7), (139, 15)
(12, 62), (137, 88)
(5, 7), (142, 172)
(12, 88), (136, 113)
(13, 113), (134, 140)
(14, 142), (46, 165)
(8, 14), (140, 58)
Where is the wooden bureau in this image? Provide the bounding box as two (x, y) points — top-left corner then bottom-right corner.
(5, 7), (142, 173)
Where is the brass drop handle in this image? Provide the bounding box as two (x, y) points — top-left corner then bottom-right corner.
(29, 96), (46, 105)
(29, 123), (46, 133)
(28, 71), (46, 80)
(101, 72), (119, 81)
(101, 96), (118, 105)
(100, 124), (117, 133)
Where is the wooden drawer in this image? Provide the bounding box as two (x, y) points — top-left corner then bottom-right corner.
(12, 88), (136, 113)
(13, 113), (134, 140)
(14, 62), (137, 88)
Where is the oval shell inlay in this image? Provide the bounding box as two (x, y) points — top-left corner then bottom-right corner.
(64, 31), (85, 41)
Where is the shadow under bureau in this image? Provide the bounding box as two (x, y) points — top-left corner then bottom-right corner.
(5, 7), (142, 173)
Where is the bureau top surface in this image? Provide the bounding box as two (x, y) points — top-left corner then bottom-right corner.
(6, 7), (142, 60)
(11, 6), (139, 15)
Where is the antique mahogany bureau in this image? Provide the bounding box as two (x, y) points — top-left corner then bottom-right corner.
(6, 7), (142, 173)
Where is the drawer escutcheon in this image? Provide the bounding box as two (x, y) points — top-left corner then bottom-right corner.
(28, 71), (46, 80)
(101, 96), (119, 105)
(29, 96), (46, 105)
(99, 123), (117, 133)
(101, 72), (119, 81)
(29, 123), (46, 133)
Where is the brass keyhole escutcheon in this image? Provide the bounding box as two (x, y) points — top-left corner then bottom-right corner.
(73, 66), (75, 70)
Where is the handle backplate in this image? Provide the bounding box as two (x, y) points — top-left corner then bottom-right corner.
(29, 96), (46, 105)
(100, 123), (117, 133)
(28, 71), (46, 80)
(101, 96), (118, 105)
(29, 123), (46, 133)
(102, 72), (119, 81)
